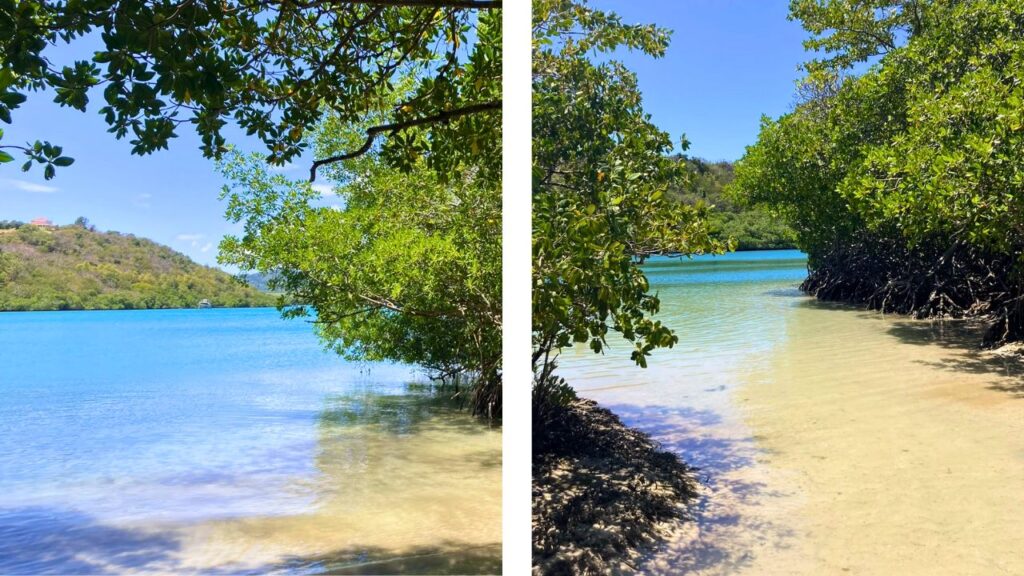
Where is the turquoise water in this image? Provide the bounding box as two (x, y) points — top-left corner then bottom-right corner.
(557, 249), (811, 573)
(559, 249), (809, 407)
(0, 307), (501, 574)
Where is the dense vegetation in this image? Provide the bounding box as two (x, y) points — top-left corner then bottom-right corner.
(532, 0), (722, 397)
(671, 158), (796, 250)
(219, 78), (501, 418)
(734, 0), (1024, 348)
(0, 220), (275, 311)
(0, 1), (500, 180)
(532, 0), (710, 571)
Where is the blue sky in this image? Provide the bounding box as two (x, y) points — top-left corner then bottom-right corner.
(1, 98), (244, 268)
(0, 94), (315, 268)
(593, 0), (809, 161)
(0, 2), (809, 268)
(0, 40), (330, 269)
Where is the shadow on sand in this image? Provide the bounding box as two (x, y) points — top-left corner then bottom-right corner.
(266, 542), (501, 575)
(792, 297), (1024, 398)
(603, 404), (798, 575)
(884, 320), (1024, 398)
(0, 506), (500, 575)
(0, 506), (182, 575)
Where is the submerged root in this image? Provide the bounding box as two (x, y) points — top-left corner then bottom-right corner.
(470, 376), (502, 422)
(429, 369), (501, 421)
(533, 398), (698, 575)
(983, 304), (1024, 349)
(803, 233), (1024, 348)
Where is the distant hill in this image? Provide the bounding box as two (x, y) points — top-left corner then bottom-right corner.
(240, 271), (284, 293)
(0, 220), (277, 311)
(671, 158), (797, 251)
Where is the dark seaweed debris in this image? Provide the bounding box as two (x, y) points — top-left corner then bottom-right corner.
(533, 398), (699, 575)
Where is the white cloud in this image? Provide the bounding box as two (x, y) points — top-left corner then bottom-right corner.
(2, 178), (58, 193)
(177, 230), (206, 247)
(311, 183), (336, 196)
(200, 242), (214, 253)
(133, 192), (153, 208)
(270, 163), (301, 173)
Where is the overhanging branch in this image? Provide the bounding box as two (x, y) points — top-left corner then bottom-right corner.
(309, 100), (501, 181)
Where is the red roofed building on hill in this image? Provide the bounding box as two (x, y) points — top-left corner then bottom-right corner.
(30, 217), (55, 228)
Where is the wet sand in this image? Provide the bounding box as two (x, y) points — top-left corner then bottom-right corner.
(0, 395), (501, 575)
(731, 304), (1024, 575)
(558, 253), (1024, 575)
(636, 304), (1024, 575)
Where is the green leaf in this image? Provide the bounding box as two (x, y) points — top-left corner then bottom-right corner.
(0, 92), (26, 107)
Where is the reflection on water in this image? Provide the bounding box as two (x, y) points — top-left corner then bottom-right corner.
(175, 392), (501, 575)
(558, 250), (1024, 575)
(0, 309), (500, 574)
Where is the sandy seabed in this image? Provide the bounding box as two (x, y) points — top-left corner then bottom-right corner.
(565, 296), (1024, 576)
(68, 414), (502, 575)
(658, 310), (1024, 575)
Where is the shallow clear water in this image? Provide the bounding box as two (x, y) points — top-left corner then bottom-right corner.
(0, 308), (501, 574)
(560, 250), (809, 412)
(558, 250), (1024, 575)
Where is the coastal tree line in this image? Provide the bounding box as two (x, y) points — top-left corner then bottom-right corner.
(671, 157), (796, 251)
(531, 0), (1024, 572)
(734, 0), (1024, 347)
(531, 1), (721, 571)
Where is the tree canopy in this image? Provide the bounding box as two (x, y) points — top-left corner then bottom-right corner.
(218, 97), (501, 416)
(734, 0), (1024, 344)
(532, 0), (723, 402)
(0, 0), (501, 179)
(1, 1), (503, 414)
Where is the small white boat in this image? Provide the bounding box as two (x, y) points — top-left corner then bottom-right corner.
(198, 299), (212, 309)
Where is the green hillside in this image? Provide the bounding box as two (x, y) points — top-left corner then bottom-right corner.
(672, 158), (797, 251)
(0, 220), (276, 311)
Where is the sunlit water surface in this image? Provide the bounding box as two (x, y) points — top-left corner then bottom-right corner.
(558, 250), (1024, 575)
(0, 308), (500, 574)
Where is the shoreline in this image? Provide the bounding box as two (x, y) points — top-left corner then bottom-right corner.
(532, 397), (699, 575)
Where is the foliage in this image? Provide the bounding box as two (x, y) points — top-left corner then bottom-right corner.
(790, 0), (926, 75)
(218, 106), (501, 417)
(532, 0), (723, 396)
(0, 0), (501, 179)
(0, 222), (275, 310)
(734, 0), (1024, 344)
(670, 157), (796, 250)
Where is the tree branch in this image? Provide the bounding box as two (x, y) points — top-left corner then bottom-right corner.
(309, 100), (501, 181)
